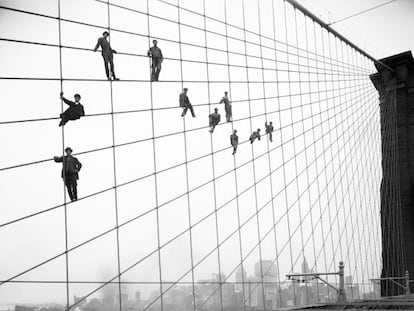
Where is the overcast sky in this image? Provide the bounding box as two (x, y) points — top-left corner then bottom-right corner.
(0, 0), (390, 307)
(300, 0), (414, 58)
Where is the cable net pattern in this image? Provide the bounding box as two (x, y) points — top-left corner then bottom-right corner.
(0, 0), (381, 310)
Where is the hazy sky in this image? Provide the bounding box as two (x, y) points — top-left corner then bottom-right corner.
(0, 0), (386, 308)
(300, 0), (414, 58)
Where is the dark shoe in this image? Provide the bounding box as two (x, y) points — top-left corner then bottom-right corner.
(113, 77), (120, 81)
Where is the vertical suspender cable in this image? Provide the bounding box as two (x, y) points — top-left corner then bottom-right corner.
(202, 1), (225, 310)
(311, 20), (330, 297)
(241, 0), (266, 309)
(302, 13), (321, 302)
(176, 1), (197, 310)
(145, 2), (164, 310)
(223, 0), (247, 310)
(57, 0), (70, 308)
(105, 2), (123, 310)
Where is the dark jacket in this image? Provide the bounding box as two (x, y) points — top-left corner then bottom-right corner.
(148, 46), (163, 60)
(265, 122), (274, 134)
(54, 155), (82, 179)
(209, 112), (221, 125)
(220, 96), (230, 108)
(62, 97), (85, 119)
(179, 92), (190, 107)
(250, 131), (261, 140)
(94, 37), (115, 56)
(230, 134), (239, 146)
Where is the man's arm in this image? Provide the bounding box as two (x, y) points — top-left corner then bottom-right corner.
(147, 48), (152, 57)
(179, 94), (184, 107)
(75, 158), (82, 172)
(60, 93), (74, 106)
(54, 156), (63, 163)
(93, 39), (101, 52)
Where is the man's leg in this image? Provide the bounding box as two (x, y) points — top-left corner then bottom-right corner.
(65, 178), (75, 202)
(269, 132), (273, 142)
(151, 62), (156, 81)
(189, 104), (196, 117)
(103, 57), (110, 79)
(182, 107), (188, 117)
(59, 114), (68, 127)
(155, 61), (161, 81)
(109, 57), (118, 80)
(72, 180), (78, 201)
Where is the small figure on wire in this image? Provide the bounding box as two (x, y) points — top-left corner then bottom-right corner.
(209, 108), (221, 133)
(265, 121), (274, 142)
(147, 39), (163, 82)
(94, 31), (119, 81)
(230, 130), (239, 155)
(250, 128), (261, 144)
(179, 88), (196, 117)
(59, 92), (85, 127)
(219, 91), (232, 122)
(54, 147), (82, 202)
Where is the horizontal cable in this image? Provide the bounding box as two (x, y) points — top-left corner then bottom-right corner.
(0, 83), (372, 232)
(0, 5), (371, 75)
(0, 37), (368, 79)
(0, 86), (375, 287)
(0, 80), (368, 125)
(0, 80), (371, 172)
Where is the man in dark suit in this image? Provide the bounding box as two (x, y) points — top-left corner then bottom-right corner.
(94, 31), (119, 80)
(230, 130), (239, 155)
(250, 128), (261, 144)
(54, 147), (82, 202)
(265, 121), (274, 142)
(147, 39), (163, 81)
(59, 92), (85, 127)
(209, 108), (221, 133)
(220, 91), (232, 122)
(179, 88), (196, 117)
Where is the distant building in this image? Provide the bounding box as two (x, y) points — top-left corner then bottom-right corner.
(246, 260), (278, 309)
(134, 290), (141, 304)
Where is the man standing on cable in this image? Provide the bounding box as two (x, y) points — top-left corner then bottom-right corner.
(147, 39), (163, 82)
(59, 92), (85, 127)
(94, 31), (119, 81)
(230, 129), (239, 155)
(250, 128), (261, 144)
(54, 147), (82, 202)
(209, 107), (221, 133)
(179, 88), (196, 117)
(219, 91), (232, 122)
(265, 121), (274, 142)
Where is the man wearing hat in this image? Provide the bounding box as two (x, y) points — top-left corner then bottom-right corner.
(219, 91), (232, 122)
(59, 92), (85, 127)
(179, 88), (196, 117)
(147, 39), (163, 81)
(94, 31), (119, 80)
(54, 147), (82, 202)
